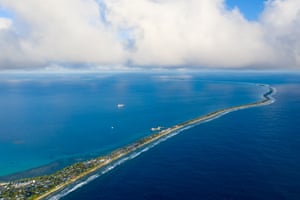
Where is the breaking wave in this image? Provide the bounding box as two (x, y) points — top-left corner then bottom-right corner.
(48, 174), (99, 200)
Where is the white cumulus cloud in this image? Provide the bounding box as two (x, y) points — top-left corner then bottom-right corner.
(104, 0), (275, 68)
(0, 17), (11, 29)
(0, 0), (126, 69)
(261, 0), (300, 68)
(0, 0), (299, 70)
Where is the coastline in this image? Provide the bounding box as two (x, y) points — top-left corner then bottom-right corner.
(0, 84), (275, 200)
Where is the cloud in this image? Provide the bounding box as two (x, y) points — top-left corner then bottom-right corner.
(261, 0), (300, 68)
(0, 17), (11, 29)
(0, 0), (299, 70)
(0, 0), (126, 69)
(104, 0), (275, 68)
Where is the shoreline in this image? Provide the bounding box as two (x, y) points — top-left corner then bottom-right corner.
(0, 84), (275, 200)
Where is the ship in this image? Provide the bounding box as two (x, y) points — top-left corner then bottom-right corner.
(117, 104), (125, 108)
(151, 126), (164, 131)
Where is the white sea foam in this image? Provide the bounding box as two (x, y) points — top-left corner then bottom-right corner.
(48, 174), (99, 200)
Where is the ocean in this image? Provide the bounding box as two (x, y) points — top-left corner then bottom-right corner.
(0, 72), (299, 200)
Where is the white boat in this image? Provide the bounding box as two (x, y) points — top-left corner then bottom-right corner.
(117, 104), (125, 108)
(151, 126), (164, 131)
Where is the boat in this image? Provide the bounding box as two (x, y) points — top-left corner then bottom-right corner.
(151, 126), (164, 131)
(117, 104), (125, 108)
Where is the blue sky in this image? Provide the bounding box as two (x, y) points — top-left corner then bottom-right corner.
(0, 0), (299, 71)
(0, 7), (11, 18)
(226, 0), (265, 20)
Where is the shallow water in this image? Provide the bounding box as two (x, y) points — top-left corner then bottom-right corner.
(0, 73), (264, 177)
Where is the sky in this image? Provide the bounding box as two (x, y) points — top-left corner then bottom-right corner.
(0, 0), (300, 71)
(226, 0), (265, 20)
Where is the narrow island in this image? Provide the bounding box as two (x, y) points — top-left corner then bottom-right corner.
(0, 84), (275, 200)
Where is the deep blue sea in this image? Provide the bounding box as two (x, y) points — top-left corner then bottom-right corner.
(0, 72), (299, 200)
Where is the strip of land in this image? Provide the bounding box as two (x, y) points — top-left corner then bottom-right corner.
(0, 84), (275, 200)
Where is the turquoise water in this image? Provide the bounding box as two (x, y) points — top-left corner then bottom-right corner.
(0, 72), (264, 178)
